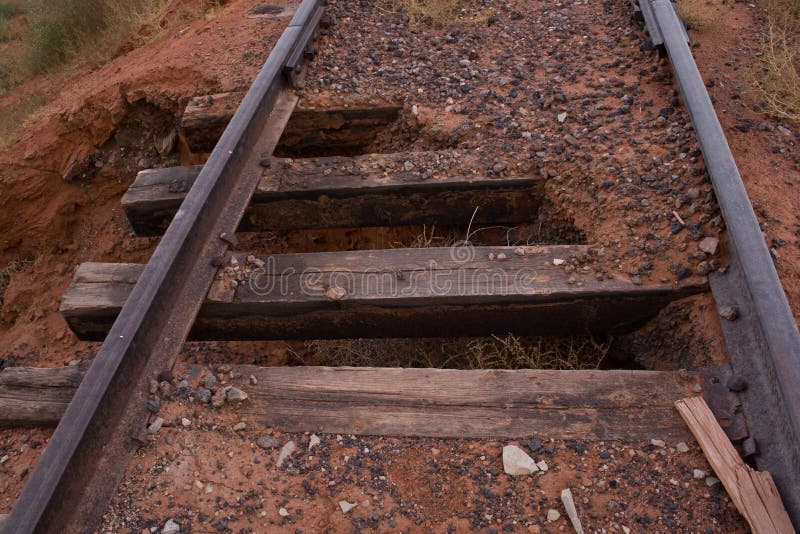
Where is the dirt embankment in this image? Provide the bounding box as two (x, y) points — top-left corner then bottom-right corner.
(0, 0), (288, 367)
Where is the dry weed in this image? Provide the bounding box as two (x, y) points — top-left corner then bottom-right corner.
(302, 335), (611, 370)
(676, 0), (720, 31)
(0, 92), (46, 149)
(756, 24), (800, 122)
(750, 6), (800, 124)
(400, 0), (458, 25)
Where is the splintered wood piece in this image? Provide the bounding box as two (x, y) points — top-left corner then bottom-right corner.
(0, 363), (90, 426)
(59, 247), (707, 341)
(1, 364), (694, 441)
(675, 397), (795, 534)
(560, 488), (585, 534)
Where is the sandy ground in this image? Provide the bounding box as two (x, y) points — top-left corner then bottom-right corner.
(92, 375), (744, 533)
(0, 0), (797, 531)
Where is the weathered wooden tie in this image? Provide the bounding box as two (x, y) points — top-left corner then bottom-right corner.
(60, 245), (706, 341)
(123, 152), (543, 235)
(1, 363), (695, 441)
(181, 91), (400, 153)
(0, 363), (90, 426)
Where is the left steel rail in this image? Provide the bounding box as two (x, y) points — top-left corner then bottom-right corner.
(1, 1), (323, 532)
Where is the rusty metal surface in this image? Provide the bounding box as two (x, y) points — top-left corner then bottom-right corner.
(709, 254), (800, 524)
(0, 1), (323, 532)
(648, 0), (800, 526)
(697, 365), (749, 443)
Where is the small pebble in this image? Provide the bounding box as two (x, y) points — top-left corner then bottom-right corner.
(146, 417), (164, 435)
(339, 501), (357, 514)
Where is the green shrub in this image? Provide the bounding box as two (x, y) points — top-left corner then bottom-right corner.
(23, 0), (170, 74)
(0, 1), (23, 20)
(0, 91), (46, 149)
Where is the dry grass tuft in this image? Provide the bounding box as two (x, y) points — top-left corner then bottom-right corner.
(400, 0), (459, 25)
(750, 1), (800, 124)
(395, 224), (458, 248)
(755, 24), (800, 122)
(302, 335), (612, 370)
(0, 92), (46, 149)
(676, 0), (720, 31)
(22, 0), (174, 74)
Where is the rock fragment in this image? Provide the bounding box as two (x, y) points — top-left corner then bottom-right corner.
(162, 519), (180, 534)
(502, 444), (539, 476)
(546, 508), (561, 522)
(718, 305), (739, 321)
(211, 388), (226, 408)
(277, 440), (297, 466)
(256, 435), (279, 449)
(339, 500), (357, 513)
(698, 237), (719, 255)
(226, 386), (248, 402)
(147, 417), (164, 435)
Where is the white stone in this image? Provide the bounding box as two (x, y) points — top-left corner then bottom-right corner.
(650, 439), (666, 448)
(536, 460), (549, 472)
(339, 500), (357, 514)
(706, 476), (721, 487)
(676, 442), (689, 453)
(699, 236), (719, 255)
(309, 434), (321, 451)
(147, 417), (164, 434)
(693, 469), (707, 479)
(277, 440), (297, 467)
(279, 507), (289, 517)
(553, 258), (565, 266)
(162, 519), (180, 534)
(502, 445), (539, 476)
(546, 508), (561, 522)
(226, 387), (248, 402)
(557, 112), (567, 123)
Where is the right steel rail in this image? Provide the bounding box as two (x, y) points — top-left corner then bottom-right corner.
(649, 0), (800, 525)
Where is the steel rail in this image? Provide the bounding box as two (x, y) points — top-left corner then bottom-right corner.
(649, 0), (800, 525)
(1, 1), (323, 532)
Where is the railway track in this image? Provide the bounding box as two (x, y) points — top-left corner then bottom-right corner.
(1, 0), (799, 531)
